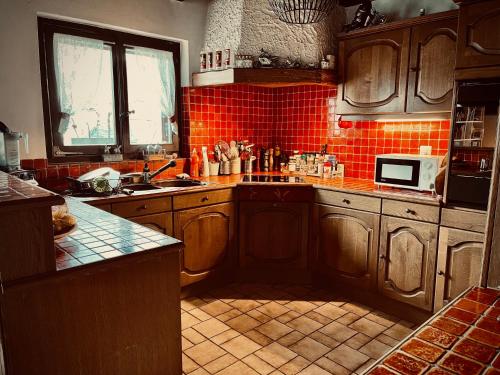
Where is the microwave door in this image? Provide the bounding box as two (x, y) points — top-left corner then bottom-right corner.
(376, 158), (421, 188)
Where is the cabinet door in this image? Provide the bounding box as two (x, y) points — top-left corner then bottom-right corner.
(456, 0), (500, 70)
(239, 202), (308, 269)
(338, 28), (410, 115)
(378, 216), (438, 311)
(406, 19), (457, 113)
(174, 203), (234, 287)
(434, 227), (484, 312)
(314, 204), (380, 290)
(129, 213), (173, 236)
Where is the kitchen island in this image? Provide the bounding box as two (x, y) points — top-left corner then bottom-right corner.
(0, 171), (183, 375)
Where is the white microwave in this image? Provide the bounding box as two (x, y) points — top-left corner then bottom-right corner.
(374, 154), (442, 192)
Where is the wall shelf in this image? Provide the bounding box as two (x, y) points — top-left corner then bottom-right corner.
(192, 68), (336, 88)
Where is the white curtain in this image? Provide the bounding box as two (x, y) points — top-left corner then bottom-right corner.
(125, 46), (176, 145)
(53, 33), (108, 138)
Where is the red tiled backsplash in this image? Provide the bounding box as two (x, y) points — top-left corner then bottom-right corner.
(182, 84), (451, 180)
(21, 158), (187, 192)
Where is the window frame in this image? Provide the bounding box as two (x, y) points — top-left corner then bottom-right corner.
(38, 17), (182, 163)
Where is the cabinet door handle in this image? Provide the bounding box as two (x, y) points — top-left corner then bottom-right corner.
(405, 208), (416, 215)
(438, 270), (445, 276)
(201, 196), (209, 202)
(139, 204), (147, 210)
(342, 199), (351, 205)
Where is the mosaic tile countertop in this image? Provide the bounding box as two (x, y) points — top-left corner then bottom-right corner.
(0, 171), (64, 208)
(366, 287), (500, 375)
(55, 198), (181, 271)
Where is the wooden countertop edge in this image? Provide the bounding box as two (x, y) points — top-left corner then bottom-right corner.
(0, 194), (65, 212)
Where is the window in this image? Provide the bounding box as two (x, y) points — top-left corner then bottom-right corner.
(38, 18), (181, 161)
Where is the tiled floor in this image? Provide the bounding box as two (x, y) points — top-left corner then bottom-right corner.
(181, 283), (417, 375)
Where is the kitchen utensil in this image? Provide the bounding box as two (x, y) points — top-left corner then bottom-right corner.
(0, 121), (28, 172)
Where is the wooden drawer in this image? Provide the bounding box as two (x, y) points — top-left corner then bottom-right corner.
(173, 188), (233, 210)
(91, 203), (111, 212)
(315, 189), (381, 213)
(112, 197), (172, 218)
(441, 207), (486, 233)
(382, 199), (440, 223)
(238, 186), (313, 202)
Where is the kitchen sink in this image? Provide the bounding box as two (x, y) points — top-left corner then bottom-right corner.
(153, 179), (205, 188)
(122, 183), (162, 191)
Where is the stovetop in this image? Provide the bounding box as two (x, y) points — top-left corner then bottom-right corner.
(241, 175), (306, 183)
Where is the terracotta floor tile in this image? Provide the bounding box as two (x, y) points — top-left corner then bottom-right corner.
(314, 356), (351, 375)
(257, 302), (290, 318)
(277, 331), (306, 347)
(336, 312), (362, 325)
(345, 332), (372, 350)
(453, 338), (496, 363)
(184, 340), (227, 366)
(182, 312), (202, 330)
(485, 368), (500, 375)
(182, 337), (194, 350)
(430, 317), (468, 336)
(241, 354), (275, 375)
(226, 314), (262, 333)
(313, 303), (348, 320)
(200, 300), (233, 317)
(444, 307), (480, 324)
(320, 321), (357, 342)
(183, 327), (207, 345)
(181, 297), (207, 311)
(229, 299), (263, 313)
(256, 320), (294, 340)
(468, 327), (500, 348)
(217, 309), (243, 322)
(454, 299), (489, 314)
(417, 327), (457, 349)
(384, 351), (429, 375)
(326, 344), (370, 371)
(356, 358), (376, 374)
(350, 317), (387, 338)
(384, 323), (414, 341)
(215, 361), (260, 375)
(276, 311), (302, 324)
(221, 335), (262, 359)
(190, 367), (210, 375)
(360, 339), (393, 360)
(255, 342), (298, 368)
(286, 316), (323, 335)
(465, 289), (498, 305)
(342, 302), (372, 317)
(376, 333), (400, 347)
(440, 353), (484, 375)
(493, 354), (500, 368)
(368, 366), (399, 374)
(423, 368), (454, 375)
(297, 364), (332, 374)
(309, 331), (341, 349)
(189, 308), (212, 322)
(212, 329), (240, 345)
(365, 311), (399, 328)
(203, 353), (238, 374)
(278, 355), (311, 374)
(247, 310), (273, 324)
(304, 311), (333, 326)
(192, 318), (230, 338)
(289, 337), (330, 362)
(183, 353), (200, 373)
(245, 329), (275, 347)
(477, 316), (500, 335)
(401, 338), (444, 363)
(284, 301), (317, 314)
(486, 307), (500, 320)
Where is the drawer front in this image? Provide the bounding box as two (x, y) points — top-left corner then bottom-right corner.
(173, 188), (233, 210)
(238, 186), (313, 202)
(315, 189), (381, 213)
(382, 199), (440, 223)
(112, 197), (172, 218)
(441, 207), (486, 233)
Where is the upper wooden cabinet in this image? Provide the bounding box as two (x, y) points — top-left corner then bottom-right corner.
(378, 216), (439, 311)
(407, 19), (458, 113)
(337, 11), (458, 115)
(455, 0), (500, 72)
(338, 29), (410, 114)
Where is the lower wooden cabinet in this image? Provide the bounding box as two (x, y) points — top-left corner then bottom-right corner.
(314, 204), (380, 290)
(378, 216), (438, 311)
(239, 201), (309, 270)
(128, 213), (173, 236)
(434, 227), (484, 312)
(174, 202), (235, 287)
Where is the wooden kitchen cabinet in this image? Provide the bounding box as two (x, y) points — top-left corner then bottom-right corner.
(378, 216), (438, 311)
(129, 212), (173, 236)
(434, 227), (484, 312)
(239, 201), (309, 272)
(174, 202), (235, 287)
(455, 0), (500, 73)
(406, 19), (458, 113)
(338, 28), (411, 115)
(314, 204), (380, 290)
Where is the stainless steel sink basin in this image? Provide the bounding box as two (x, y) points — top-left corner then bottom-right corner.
(122, 183), (162, 191)
(153, 179), (205, 188)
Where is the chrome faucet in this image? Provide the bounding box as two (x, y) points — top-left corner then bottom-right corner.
(142, 159), (177, 184)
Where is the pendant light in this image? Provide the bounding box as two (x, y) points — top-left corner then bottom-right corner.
(268, 0), (337, 24)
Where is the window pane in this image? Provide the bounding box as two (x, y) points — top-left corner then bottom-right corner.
(125, 46), (176, 145)
(53, 33), (116, 146)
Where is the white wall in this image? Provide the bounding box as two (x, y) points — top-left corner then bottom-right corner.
(0, 0), (209, 159)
